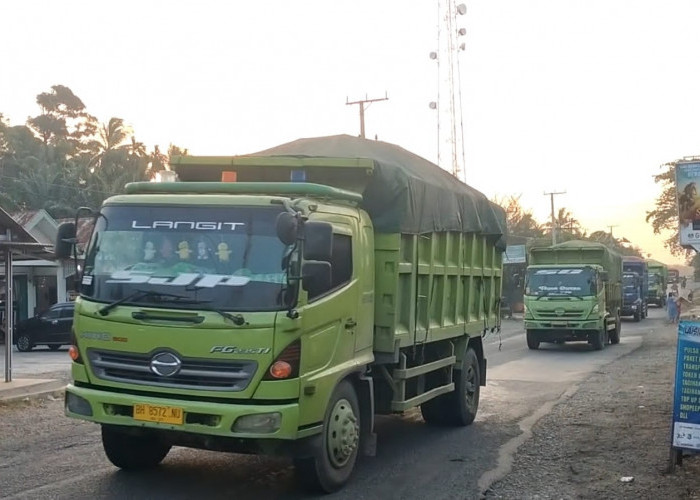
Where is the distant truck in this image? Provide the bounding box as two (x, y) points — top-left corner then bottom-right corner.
(523, 240), (622, 351)
(621, 256), (648, 321)
(646, 259), (668, 307)
(669, 268), (680, 285)
(54, 135), (506, 492)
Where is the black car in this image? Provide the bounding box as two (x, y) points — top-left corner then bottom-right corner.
(14, 302), (75, 352)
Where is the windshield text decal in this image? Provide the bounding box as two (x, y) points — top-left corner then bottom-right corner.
(131, 221), (246, 231)
(106, 271), (251, 288)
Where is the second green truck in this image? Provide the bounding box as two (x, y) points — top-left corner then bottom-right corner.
(523, 240), (622, 350)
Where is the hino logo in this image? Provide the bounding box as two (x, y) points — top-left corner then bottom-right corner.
(131, 221), (245, 231)
(210, 346), (271, 354)
(150, 352), (182, 377)
(106, 271), (251, 287)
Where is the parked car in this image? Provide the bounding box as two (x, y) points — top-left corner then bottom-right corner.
(14, 302), (74, 352)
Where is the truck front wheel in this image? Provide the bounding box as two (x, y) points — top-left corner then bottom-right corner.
(590, 328), (606, 351)
(101, 426), (171, 470)
(526, 330), (540, 350)
(295, 380), (360, 493)
(420, 347), (480, 426)
(610, 314), (622, 344)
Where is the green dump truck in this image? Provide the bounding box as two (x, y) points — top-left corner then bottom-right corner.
(523, 240), (622, 351)
(55, 135), (506, 493)
(646, 259), (668, 307)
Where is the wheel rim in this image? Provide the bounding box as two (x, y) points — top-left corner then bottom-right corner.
(326, 397), (359, 468)
(17, 336), (29, 351)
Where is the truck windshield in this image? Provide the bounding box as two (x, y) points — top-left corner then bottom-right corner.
(648, 274), (660, 286)
(525, 268), (595, 297)
(623, 274), (637, 290)
(81, 205), (293, 312)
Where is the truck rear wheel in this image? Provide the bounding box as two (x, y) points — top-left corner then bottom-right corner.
(633, 309), (641, 322)
(295, 380), (360, 493)
(101, 426), (171, 470)
(420, 347), (480, 426)
(526, 330), (540, 350)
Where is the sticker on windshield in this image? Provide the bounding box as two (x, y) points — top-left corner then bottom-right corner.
(82, 275), (93, 285)
(106, 271), (251, 287)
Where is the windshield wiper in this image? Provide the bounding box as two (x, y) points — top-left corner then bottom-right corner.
(98, 289), (188, 316)
(184, 300), (246, 325)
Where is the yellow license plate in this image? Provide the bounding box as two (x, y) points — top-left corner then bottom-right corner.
(133, 403), (184, 425)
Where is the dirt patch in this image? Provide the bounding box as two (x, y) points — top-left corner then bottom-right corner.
(484, 320), (700, 499)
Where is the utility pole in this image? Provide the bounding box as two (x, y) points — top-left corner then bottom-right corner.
(346, 93), (388, 138)
(607, 225), (618, 238)
(544, 191), (566, 245)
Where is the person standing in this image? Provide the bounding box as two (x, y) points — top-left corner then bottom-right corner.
(667, 292), (678, 323)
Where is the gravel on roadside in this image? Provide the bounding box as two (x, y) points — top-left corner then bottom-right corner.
(483, 318), (700, 499)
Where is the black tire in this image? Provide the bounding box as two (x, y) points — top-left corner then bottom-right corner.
(48, 344), (62, 351)
(591, 327), (606, 351)
(420, 348), (481, 426)
(101, 426), (171, 470)
(16, 334), (33, 352)
(633, 309), (641, 322)
(609, 312), (621, 345)
(526, 330), (540, 350)
(295, 380), (360, 493)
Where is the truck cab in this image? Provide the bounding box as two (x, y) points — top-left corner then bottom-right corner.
(523, 240), (622, 351)
(621, 271), (644, 321)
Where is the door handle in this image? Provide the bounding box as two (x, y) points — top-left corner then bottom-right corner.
(344, 319), (357, 329)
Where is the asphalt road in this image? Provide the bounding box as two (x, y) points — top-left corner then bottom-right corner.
(0, 309), (661, 499)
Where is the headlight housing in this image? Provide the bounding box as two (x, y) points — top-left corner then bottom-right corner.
(591, 304), (599, 314)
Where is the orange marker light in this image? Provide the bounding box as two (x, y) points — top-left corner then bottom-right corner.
(221, 171), (238, 182)
(68, 345), (80, 361)
(269, 360), (293, 379)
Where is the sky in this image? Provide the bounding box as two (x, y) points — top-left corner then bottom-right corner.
(2, 0), (700, 267)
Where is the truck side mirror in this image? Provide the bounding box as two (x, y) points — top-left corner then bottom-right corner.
(303, 221), (333, 262)
(276, 212), (298, 246)
(600, 271), (609, 282)
(55, 222), (77, 259)
(302, 261), (332, 298)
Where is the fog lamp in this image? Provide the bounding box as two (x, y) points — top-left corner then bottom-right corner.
(232, 412), (282, 433)
(65, 392), (93, 416)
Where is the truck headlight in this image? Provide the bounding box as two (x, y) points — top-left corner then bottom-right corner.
(591, 304), (599, 314)
(631, 305), (637, 310)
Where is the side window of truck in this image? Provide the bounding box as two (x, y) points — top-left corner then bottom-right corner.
(330, 234), (352, 289)
(308, 233), (353, 301)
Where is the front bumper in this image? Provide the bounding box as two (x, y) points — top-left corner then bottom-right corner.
(524, 319), (601, 342)
(64, 383), (318, 443)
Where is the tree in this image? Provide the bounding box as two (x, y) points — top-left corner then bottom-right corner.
(543, 207), (585, 241)
(492, 195), (544, 243)
(26, 84), (98, 156)
(646, 160), (692, 259)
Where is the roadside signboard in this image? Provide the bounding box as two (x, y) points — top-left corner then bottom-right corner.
(675, 161), (700, 248)
(672, 320), (700, 452)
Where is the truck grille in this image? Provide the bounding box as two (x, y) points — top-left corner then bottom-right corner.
(87, 349), (257, 392)
(536, 309), (586, 319)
